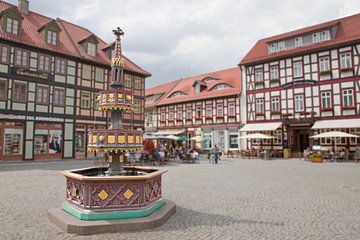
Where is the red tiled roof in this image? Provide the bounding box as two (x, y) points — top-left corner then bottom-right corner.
(240, 13), (360, 65)
(148, 67), (241, 106)
(145, 79), (181, 108)
(0, 1), (150, 76)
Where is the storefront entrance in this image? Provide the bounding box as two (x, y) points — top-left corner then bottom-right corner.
(288, 126), (310, 158)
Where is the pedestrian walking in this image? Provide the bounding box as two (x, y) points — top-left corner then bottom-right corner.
(211, 144), (219, 164)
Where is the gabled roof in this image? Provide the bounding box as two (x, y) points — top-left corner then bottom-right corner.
(240, 13), (360, 65)
(0, 1), (150, 76)
(78, 32), (98, 44)
(145, 79), (182, 108)
(146, 67), (241, 107)
(37, 19), (61, 32)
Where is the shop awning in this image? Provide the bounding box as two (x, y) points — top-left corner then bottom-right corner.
(312, 119), (360, 129)
(240, 122), (282, 132)
(152, 129), (185, 136)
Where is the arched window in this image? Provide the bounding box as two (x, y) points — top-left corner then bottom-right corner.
(210, 84), (232, 91)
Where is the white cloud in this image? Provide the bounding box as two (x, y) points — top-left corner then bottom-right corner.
(6, 0), (360, 88)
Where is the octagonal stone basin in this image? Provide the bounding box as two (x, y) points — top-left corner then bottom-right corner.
(61, 166), (167, 220)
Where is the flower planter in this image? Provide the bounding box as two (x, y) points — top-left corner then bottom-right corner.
(311, 157), (322, 163)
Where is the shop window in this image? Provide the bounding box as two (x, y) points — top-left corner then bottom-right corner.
(320, 130), (332, 145)
(0, 80), (6, 100)
(75, 132), (85, 153)
(0, 45), (9, 64)
(36, 86), (49, 105)
(273, 130), (282, 145)
(15, 49), (28, 67)
(81, 92), (91, 109)
(82, 64), (92, 80)
(55, 58), (66, 75)
(95, 67), (104, 82)
(349, 129), (360, 145)
(34, 128), (62, 155)
(53, 88), (65, 106)
(12, 82), (27, 102)
(229, 134), (239, 149)
(203, 133), (212, 149)
(3, 128), (23, 155)
(38, 54), (51, 72)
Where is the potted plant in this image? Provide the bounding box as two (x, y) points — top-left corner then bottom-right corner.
(311, 152), (322, 163)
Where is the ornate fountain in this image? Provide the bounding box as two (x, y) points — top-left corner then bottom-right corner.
(48, 28), (175, 234)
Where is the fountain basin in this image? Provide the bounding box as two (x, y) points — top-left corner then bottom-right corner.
(61, 166), (167, 220)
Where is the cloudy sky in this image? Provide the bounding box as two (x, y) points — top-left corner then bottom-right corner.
(8, 0), (360, 88)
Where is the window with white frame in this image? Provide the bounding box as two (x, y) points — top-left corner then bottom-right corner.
(255, 99), (264, 114)
(293, 61), (303, 78)
(6, 17), (19, 35)
(294, 37), (302, 47)
(46, 30), (57, 45)
(160, 111), (165, 121)
(270, 43), (277, 53)
(217, 103), (223, 117)
(319, 56), (330, 72)
(321, 91), (331, 109)
(342, 89), (354, 108)
(340, 52), (352, 69)
(196, 106), (202, 118)
(55, 58), (66, 74)
(82, 64), (92, 79)
(270, 66), (279, 80)
(87, 42), (96, 56)
(320, 30), (330, 41)
(271, 97), (280, 112)
(186, 108), (192, 119)
(294, 95), (304, 112)
(0, 45), (9, 63)
(80, 93), (91, 109)
(36, 86), (49, 104)
(168, 109), (174, 120)
(228, 102), (235, 116)
(95, 67), (104, 82)
(53, 88), (65, 106)
(15, 49), (28, 67)
(211, 84), (231, 91)
(170, 91), (186, 97)
(273, 130), (282, 145)
(177, 108), (182, 119)
(206, 105), (212, 117)
(38, 54), (50, 72)
(312, 32), (320, 43)
(255, 69), (263, 82)
(277, 41), (285, 51)
(349, 129), (360, 145)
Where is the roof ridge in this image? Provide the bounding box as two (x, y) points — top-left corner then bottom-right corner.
(260, 12), (360, 42)
(57, 19), (82, 57)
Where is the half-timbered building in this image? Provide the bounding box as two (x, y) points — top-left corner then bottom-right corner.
(0, 0), (150, 160)
(145, 67), (242, 153)
(239, 13), (360, 157)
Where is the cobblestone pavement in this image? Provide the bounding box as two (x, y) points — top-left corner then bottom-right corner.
(1, 158), (360, 240)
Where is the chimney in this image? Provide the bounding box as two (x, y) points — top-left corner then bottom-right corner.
(18, 0), (29, 16)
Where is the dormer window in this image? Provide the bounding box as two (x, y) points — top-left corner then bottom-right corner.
(320, 30), (330, 41)
(169, 91), (186, 98)
(294, 37), (302, 48)
(87, 42), (96, 56)
(46, 30), (57, 45)
(312, 33), (320, 43)
(211, 84), (232, 91)
(277, 41), (285, 51)
(6, 17), (19, 35)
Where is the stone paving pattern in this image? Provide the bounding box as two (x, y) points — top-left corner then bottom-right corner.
(0, 158), (360, 240)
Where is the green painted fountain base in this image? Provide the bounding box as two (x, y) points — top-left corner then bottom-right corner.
(62, 199), (165, 221)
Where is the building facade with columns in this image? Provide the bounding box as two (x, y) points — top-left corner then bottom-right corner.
(145, 67), (242, 153)
(239, 13), (360, 157)
(0, 0), (149, 160)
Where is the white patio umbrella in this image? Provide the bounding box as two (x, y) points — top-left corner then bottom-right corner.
(310, 131), (359, 152)
(143, 135), (159, 140)
(165, 135), (178, 140)
(239, 133), (274, 139)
